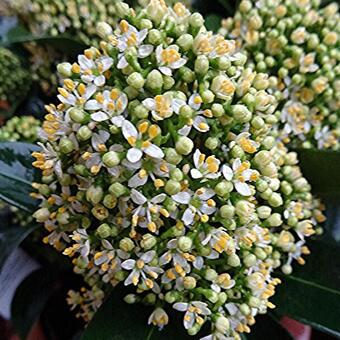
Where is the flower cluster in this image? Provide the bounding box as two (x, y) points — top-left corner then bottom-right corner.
(0, 47), (31, 112)
(32, 1), (324, 338)
(0, 115), (41, 142)
(220, 0), (340, 150)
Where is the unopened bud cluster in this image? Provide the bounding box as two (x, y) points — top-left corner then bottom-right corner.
(220, 0), (340, 150)
(0, 115), (41, 142)
(32, 2), (324, 338)
(0, 47), (31, 111)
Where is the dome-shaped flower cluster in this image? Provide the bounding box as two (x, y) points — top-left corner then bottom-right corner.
(0, 115), (41, 142)
(220, 0), (340, 150)
(32, 1), (324, 338)
(0, 47), (31, 112)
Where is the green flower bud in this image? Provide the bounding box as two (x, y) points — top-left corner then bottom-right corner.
(268, 192), (283, 207)
(33, 207), (50, 222)
(254, 247), (267, 260)
(124, 294), (138, 304)
(77, 126), (92, 141)
(227, 253), (241, 267)
(205, 137), (220, 150)
(57, 62), (72, 77)
(257, 206), (271, 219)
(189, 13), (204, 28)
(248, 296), (260, 308)
(204, 268), (218, 281)
(170, 168), (183, 181)
(91, 205), (109, 221)
(109, 182), (127, 197)
(97, 223), (111, 238)
(188, 324), (202, 336)
(165, 291), (181, 304)
(195, 55), (209, 75)
(244, 253), (257, 267)
(183, 276), (196, 289)
(69, 108), (88, 123)
(254, 150), (271, 166)
(119, 237), (135, 252)
(231, 105), (252, 123)
(146, 70), (163, 93)
(179, 105), (193, 119)
(201, 90), (215, 104)
(220, 204), (235, 219)
(165, 148), (182, 165)
(96, 22), (113, 38)
(215, 315), (230, 333)
(159, 174), (178, 195)
(282, 264), (292, 275)
(178, 236), (193, 252)
(251, 116), (265, 129)
(127, 72), (145, 89)
(141, 234), (157, 250)
(59, 138), (74, 154)
(86, 185), (104, 205)
(175, 136), (194, 155)
(102, 151), (120, 167)
(177, 34), (194, 51)
(103, 194), (117, 209)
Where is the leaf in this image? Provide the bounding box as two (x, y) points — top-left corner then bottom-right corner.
(273, 240), (340, 337)
(0, 142), (40, 212)
(11, 268), (58, 339)
(319, 198), (340, 244)
(295, 149), (340, 197)
(81, 287), (193, 340)
(0, 223), (38, 274)
(205, 14), (223, 32)
(2, 25), (87, 54)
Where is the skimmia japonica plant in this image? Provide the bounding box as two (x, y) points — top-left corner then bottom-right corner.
(30, 1), (325, 338)
(219, 0), (340, 151)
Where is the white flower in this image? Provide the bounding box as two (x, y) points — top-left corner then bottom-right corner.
(121, 250), (163, 292)
(211, 273), (236, 293)
(122, 120), (164, 163)
(148, 308), (169, 329)
(172, 188), (216, 226)
(173, 301), (211, 329)
(57, 83), (97, 107)
(222, 159), (258, 196)
(299, 53), (319, 73)
(155, 44), (187, 75)
(315, 126), (337, 149)
(142, 94), (176, 121)
(85, 89), (128, 122)
(116, 20), (153, 69)
(190, 149), (221, 180)
(78, 53), (113, 86)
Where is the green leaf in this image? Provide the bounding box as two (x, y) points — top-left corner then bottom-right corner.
(295, 149), (340, 197)
(205, 14), (223, 32)
(0, 142), (40, 212)
(2, 25), (87, 54)
(0, 223), (38, 273)
(81, 287), (192, 340)
(273, 240), (340, 337)
(11, 268), (58, 339)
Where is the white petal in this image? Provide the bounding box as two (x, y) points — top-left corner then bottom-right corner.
(235, 181), (252, 196)
(173, 302), (189, 312)
(222, 165), (233, 181)
(178, 125), (191, 136)
(193, 116), (209, 132)
(193, 149), (201, 168)
(172, 98), (186, 114)
(100, 56), (113, 71)
(85, 100), (102, 110)
(188, 94), (202, 111)
(111, 115), (125, 127)
(131, 189), (147, 205)
(151, 193), (167, 204)
(122, 120), (138, 139)
(91, 111), (109, 122)
(121, 259), (136, 270)
(190, 168), (203, 179)
(144, 144), (164, 159)
(142, 98), (155, 111)
(127, 148), (143, 163)
(183, 207), (195, 226)
(183, 311), (195, 329)
(172, 192), (191, 204)
(117, 55), (129, 69)
(94, 75), (106, 87)
(141, 250), (156, 263)
(171, 58), (187, 69)
(159, 66), (172, 76)
(138, 45), (154, 58)
(128, 173), (148, 188)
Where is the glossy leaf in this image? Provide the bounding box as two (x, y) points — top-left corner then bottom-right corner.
(0, 142), (40, 212)
(295, 149), (340, 197)
(11, 268), (58, 339)
(273, 240), (340, 337)
(205, 14), (223, 32)
(0, 222), (38, 273)
(81, 287), (192, 340)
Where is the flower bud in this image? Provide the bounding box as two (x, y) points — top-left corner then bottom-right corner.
(178, 236), (193, 252)
(165, 179), (181, 195)
(102, 151), (120, 167)
(124, 294), (138, 304)
(141, 234), (157, 250)
(183, 276), (197, 289)
(243, 253), (257, 267)
(69, 108), (87, 123)
(227, 253), (241, 267)
(146, 70), (163, 93)
(257, 206), (271, 219)
(268, 192), (283, 207)
(119, 237), (135, 252)
(77, 126), (92, 141)
(86, 185), (104, 205)
(97, 22), (113, 38)
(231, 105), (252, 123)
(220, 204), (235, 219)
(96, 223), (111, 238)
(177, 34), (194, 51)
(266, 213), (283, 227)
(103, 194), (117, 209)
(127, 72), (145, 89)
(201, 90), (215, 104)
(175, 136), (194, 155)
(165, 291), (181, 304)
(204, 268), (218, 281)
(59, 138), (74, 154)
(170, 168), (183, 181)
(195, 55), (209, 75)
(165, 148), (182, 165)
(189, 13), (204, 28)
(109, 182), (127, 197)
(57, 62), (72, 77)
(215, 315), (230, 333)
(33, 207), (50, 222)
(282, 264), (292, 275)
(148, 29), (162, 45)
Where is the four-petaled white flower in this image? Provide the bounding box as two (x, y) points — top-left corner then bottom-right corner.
(190, 149), (221, 180)
(122, 120), (164, 163)
(57, 83), (97, 107)
(173, 301), (211, 329)
(142, 94), (176, 121)
(222, 159), (258, 196)
(172, 188), (217, 226)
(155, 44), (187, 75)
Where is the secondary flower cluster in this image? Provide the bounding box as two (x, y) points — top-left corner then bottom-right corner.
(0, 47), (31, 113)
(0, 115), (41, 142)
(220, 0), (340, 150)
(32, 1), (324, 338)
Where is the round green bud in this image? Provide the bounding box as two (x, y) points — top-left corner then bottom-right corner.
(244, 253), (257, 267)
(103, 194), (117, 209)
(69, 108), (87, 123)
(141, 234), (157, 250)
(124, 294), (137, 304)
(165, 148), (182, 165)
(220, 204), (235, 219)
(227, 253), (241, 267)
(282, 264), (292, 275)
(179, 105), (193, 119)
(59, 138), (74, 154)
(178, 236), (193, 252)
(119, 237), (135, 252)
(146, 70), (163, 93)
(239, 303), (251, 316)
(57, 62), (72, 77)
(97, 223), (111, 238)
(86, 185), (104, 205)
(183, 276), (196, 289)
(77, 126), (92, 141)
(133, 104), (149, 119)
(165, 179), (181, 195)
(177, 34), (194, 51)
(248, 296), (260, 308)
(148, 29), (162, 45)
(127, 72), (145, 89)
(97, 22), (113, 38)
(175, 136), (194, 155)
(231, 105), (252, 123)
(189, 13), (204, 28)
(266, 213), (283, 227)
(205, 268), (218, 281)
(108, 182), (127, 197)
(257, 205), (271, 219)
(201, 90), (215, 104)
(33, 207), (50, 222)
(102, 151), (120, 167)
(215, 315), (230, 333)
(165, 291), (180, 304)
(195, 55), (209, 75)
(170, 168), (183, 181)
(205, 137), (220, 150)
(268, 193), (283, 207)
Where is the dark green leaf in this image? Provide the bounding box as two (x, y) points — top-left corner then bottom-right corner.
(82, 287), (192, 340)
(319, 199), (340, 244)
(11, 268), (58, 339)
(2, 25), (87, 54)
(0, 142), (40, 212)
(0, 223), (38, 273)
(295, 149), (340, 197)
(273, 240), (340, 337)
(205, 14), (223, 32)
